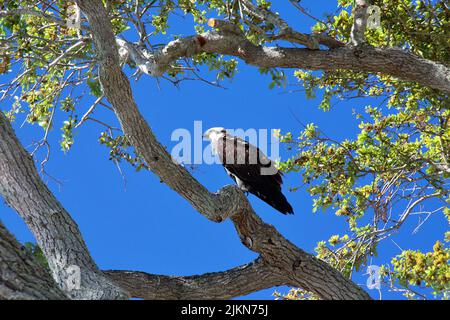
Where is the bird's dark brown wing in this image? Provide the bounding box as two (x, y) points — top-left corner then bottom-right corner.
(216, 135), (293, 214)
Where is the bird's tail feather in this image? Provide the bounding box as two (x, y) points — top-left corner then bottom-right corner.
(252, 188), (294, 215)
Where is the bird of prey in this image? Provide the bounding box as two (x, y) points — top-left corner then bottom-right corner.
(204, 127), (294, 215)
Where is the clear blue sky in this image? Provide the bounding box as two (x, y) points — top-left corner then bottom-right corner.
(0, 1), (446, 300)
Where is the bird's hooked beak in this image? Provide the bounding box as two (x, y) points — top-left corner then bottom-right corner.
(203, 128), (226, 140)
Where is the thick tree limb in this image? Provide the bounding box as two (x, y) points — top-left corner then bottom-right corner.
(0, 221), (67, 299)
(104, 258), (283, 300)
(76, 0), (371, 300)
(350, 0), (369, 46)
(116, 26), (450, 94)
(0, 1), (445, 300)
(4, 5), (449, 93)
(0, 112), (128, 300)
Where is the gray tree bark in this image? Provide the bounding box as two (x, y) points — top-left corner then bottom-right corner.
(8, 0), (443, 299)
(350, 0), (369, 46)
(0, 105), (369, 299)
(72, 0), (371, 300)
(0, 221), (66, 299)
(104, 257), (282, 300)
(0, 111), (128, 300)
(117, 26), (450, 94)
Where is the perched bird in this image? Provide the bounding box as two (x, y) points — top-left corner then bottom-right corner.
(204, 127), (294, 215)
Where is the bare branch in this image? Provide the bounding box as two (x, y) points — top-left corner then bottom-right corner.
(104, 258), (282, 300)
(75, 94), (105, 128)
(48, 40), (86, 69)
(116, 25), (450, 94)
(239, 0), (320, 49)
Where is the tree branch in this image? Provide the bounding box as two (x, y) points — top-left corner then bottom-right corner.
(104, 257), (283, 300)
(75, 0), (371, 300)
(0, 112), (128, 300)
(350, 0), (369, 46)
(0, 8), (89, 31)
(238, 0), (339, 49)
(0, 221), (67, 300)
(5, 4), (449, 93)
(116, 22), (450, 94)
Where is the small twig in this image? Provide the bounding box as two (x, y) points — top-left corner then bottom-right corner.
(75, 94), (105, 129)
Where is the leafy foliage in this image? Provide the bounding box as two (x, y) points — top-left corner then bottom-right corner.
(383, 240), (450, 299)
(277, 0), (450, 299)
(98, 131), (148, 171)
(273, 288), (319, 300)
(23, 242), (49, 270)
(1, 0), (448, 300)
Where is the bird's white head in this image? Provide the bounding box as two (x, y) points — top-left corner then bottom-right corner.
(203, 127), (227, 142)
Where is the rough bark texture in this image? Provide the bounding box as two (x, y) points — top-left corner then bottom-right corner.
(119, 29), (450, 94)
(350, 0), (369, 46)
(0, 221), (67, 300)
(6, 0), (445, 299)
(74, 0), (371, 300)
(104, 257), (283, 300)
(0, 112), (128, 300)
